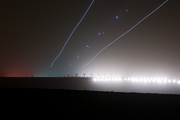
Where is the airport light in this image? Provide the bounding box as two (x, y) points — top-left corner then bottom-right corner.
(173, 80), (176, 83)
(92, 76), (180, 86)
(178, 81), (180, 84)
(67, 73), (70, 77)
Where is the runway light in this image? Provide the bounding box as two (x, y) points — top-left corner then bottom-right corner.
(93, 76), (178, 85)
(178, 81), (180, 84)
(173, 80), (176, 83)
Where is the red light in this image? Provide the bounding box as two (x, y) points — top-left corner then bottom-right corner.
(67, 73), (70, 75)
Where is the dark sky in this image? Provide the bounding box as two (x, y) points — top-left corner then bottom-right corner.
(1, 0), (180, 78)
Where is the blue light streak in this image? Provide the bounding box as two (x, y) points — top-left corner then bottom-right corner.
(82, 0), (168, 68)
(50, 0), (95, 68)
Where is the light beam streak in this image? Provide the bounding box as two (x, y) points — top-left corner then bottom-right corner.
(82, 0), (168, 68)
(50, 0), (95, 68)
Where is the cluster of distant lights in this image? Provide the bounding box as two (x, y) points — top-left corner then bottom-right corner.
(93, 77), (180, 85)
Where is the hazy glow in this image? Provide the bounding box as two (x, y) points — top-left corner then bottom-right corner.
(163, 80), (167, 83)
(82, 0), (169, 68)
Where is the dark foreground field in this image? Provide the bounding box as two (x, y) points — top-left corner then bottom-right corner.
(1, 77), (180, 118)
(1, 87), (180, 119)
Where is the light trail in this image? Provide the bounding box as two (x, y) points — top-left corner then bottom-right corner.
(50, 0), (95, 68)
(82, 0), (168, 68)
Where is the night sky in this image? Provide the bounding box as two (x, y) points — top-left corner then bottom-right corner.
(1, 0), (180, 78)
